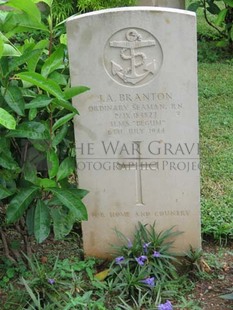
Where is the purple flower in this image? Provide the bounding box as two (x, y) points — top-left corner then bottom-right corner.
(115, 256), (125, 265)
(141, 276), (155, 287)
(135, 255), (147, 266)
(158, 300), (173, 310)
(143, 242), (151, 253)
(48, 278), (55, 285)
(153, 250), (161, 258)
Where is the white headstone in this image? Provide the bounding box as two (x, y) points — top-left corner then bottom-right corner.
(136, 0), (185, 9)
(67, 7), (201, 258)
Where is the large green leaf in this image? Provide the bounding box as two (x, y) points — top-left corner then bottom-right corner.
(6, 0), (41, 22)
(41, 44), (65, 78)
(50, 207), (75, 240)
(52, 98), (78, 113)
(38, 178), (57, 188)
(0, 152), (20, 170)
(17, 72), (64, 100)
(3, 12), (48, 35)
(49, 188), (88, 221)
(63, 86), (90, 100)
(30, 139), (48, 152)
(207, 2), (220, 15)
(56, 157), (75, 182)
(0, 57), (9, 78)
(2, 43), (21, 57)
(25, 95), (52, 109)
(47, 196), (62, 206)
(52, 123), (68, 147)
(47, 149), (59, 179)
(7, 121), (50, 139)
(187, 2), (201, 12)
(28, 107), (37, 121)
(4, 86), (25, 116)
(8, 48), (43, 73)
(34, 200), (51, 243)
(0, 36), (3, 58)
(0, 185), (13, 199)
(6, 187), (39, 224)
(23, 162), (38, 185)
(52, 112), (75, 131)
(66, 188), (89, 199)
(26, 205), (35, 235)
(0, 31), (20, 56)
(27, 40), (48, 72)
(1, 178), (16, 192)
(49, 71), (67, 86)
(20, 88), (37, 98)
(215, 9), (228, 26)
(0, 107), (16, 129)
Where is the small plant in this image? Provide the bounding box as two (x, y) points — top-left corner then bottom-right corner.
(107, 222), (181, 307)
(116, 291), (157, 310)
(177, 296), (202, 309)
(52, 0), (77, 23)
(184, 246), (212, 275)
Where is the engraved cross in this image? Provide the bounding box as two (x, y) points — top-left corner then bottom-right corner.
(118, 141), (145, 207)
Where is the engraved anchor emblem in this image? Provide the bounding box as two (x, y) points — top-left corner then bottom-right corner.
(110, 29), (156, 85)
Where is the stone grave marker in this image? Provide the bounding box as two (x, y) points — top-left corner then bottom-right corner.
(67, 7), (201, 258)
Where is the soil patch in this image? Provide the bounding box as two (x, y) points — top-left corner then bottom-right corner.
(193, 243), (233, 309)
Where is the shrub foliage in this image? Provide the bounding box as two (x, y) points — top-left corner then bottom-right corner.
(0, 0), (89, 262)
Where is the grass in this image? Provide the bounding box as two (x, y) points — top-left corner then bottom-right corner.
(186, 0), (233, 242)
(190, 0), (233, 241)
(199, 62), (233, 241)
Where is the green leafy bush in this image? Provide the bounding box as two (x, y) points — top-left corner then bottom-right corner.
(0, 0), (89, 262)
(188, 0), (233, 46)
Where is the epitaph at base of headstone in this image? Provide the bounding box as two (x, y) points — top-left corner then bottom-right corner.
(136, 0), (185, 9)
(67, 8), (201, 258)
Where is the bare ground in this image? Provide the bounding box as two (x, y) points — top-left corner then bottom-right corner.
(193, 243), (233, 310)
